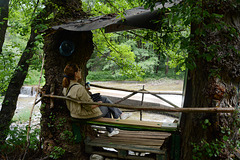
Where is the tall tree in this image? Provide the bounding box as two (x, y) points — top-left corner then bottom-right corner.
(0, 1), (53, 143)
(180, 1), (240, 159)
(40, 0), (92, 159)
(0, 0), (9, 54)
(140, 0), (239, 159)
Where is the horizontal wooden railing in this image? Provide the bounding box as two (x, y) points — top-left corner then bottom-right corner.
(42, 94), (236, 113)
(90, 84), (182, 95)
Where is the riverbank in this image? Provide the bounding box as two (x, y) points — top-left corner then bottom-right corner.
(89, 78), (183, 91)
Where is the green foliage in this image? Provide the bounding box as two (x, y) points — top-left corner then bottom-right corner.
(87, 69), (184, 82)
(0, 122), (40, 157)
(0, 0), (46, 94)
(82, 0), (143, 16)
(49, 146), (66, 159)
(87, 71), (118, 81)
(92, 29), (145, 80)
(84, 0), (188, 80)
(201, 119), (211, 129)
(60, 130), (75, 143)
(192, 115), (240, 159)
(24, 69), (45, 86)
(192, 139), (226, 160)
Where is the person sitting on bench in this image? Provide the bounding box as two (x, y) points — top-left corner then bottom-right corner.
(85, 82), (132, 120)
(62, 64), (120, 137)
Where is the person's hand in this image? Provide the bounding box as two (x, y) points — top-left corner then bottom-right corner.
(91, 101), (102, 109)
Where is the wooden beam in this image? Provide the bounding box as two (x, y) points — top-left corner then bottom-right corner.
(42, 94), (236, 113)
(150, 93), (180, 108)
(114, 91), (138, 104)
(90, 84), (182, 95)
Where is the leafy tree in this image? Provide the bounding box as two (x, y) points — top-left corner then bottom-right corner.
(83, 0), (187, 80)
(0, 0), (53, 143)
(141, 0), (240, 159)
(0, 0), (9, 54)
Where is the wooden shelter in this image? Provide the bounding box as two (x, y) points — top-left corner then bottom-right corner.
(41, 1), (182, 159)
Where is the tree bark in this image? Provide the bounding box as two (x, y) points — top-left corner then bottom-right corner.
(0, 4), (53, 143)
(0, 0), (9, 54)
(40, 2), (93, 159)
(180, 1), (240, 160)
(41, 30), (94, 159)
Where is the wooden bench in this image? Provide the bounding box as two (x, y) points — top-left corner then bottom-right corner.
(85, 130), (171, 160)
(71, 118), (179, 160)
(85, 117), (178, 132)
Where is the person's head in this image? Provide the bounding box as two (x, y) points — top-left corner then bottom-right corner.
(62, 64), (81, 88)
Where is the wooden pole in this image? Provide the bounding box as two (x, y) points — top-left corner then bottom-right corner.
(150, 93), (180, 108)
(42, 94), (235, 113)
(90, 84), (182, 95)
(140, 86), (145, 121)
(114, 91), (138, 104)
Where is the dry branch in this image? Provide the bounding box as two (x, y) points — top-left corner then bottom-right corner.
(23, 55), (44, 160)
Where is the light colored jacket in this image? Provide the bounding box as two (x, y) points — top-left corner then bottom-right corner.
(62, 81), (102, 119)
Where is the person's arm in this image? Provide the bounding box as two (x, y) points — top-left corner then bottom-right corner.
(91, 101), (102, 109)
(77, 86), (101, 110)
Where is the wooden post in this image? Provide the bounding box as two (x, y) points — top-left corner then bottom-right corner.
(140, 85), (145, 121)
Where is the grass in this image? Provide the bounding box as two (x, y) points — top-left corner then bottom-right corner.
(87, 70), (185, 82)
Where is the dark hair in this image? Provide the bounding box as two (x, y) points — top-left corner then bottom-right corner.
(62, 64), (79, 88)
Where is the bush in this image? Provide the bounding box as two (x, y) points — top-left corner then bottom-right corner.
(87, 71), (116, 81)
(24, 70), (45, 86)
(86, 70), (184, 82)
(0, 122), (40, 159)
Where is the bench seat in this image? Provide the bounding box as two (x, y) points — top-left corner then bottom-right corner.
(71, 117), (177, 132)
(85, 130), (171, 160)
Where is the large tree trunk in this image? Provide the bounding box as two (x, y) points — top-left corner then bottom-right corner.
(40, 1), (92, 158)
(0, 0), (9, 54)
(41, 30), (94, 159)
(180, 1), (240, 160)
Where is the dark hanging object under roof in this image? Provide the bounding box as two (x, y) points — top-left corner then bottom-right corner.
(59, 40), (75, 56)
(51, 1), (181, 33)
